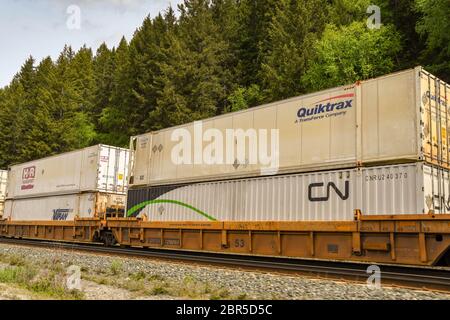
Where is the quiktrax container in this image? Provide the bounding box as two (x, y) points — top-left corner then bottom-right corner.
(3, 192), (125, 221)
(6, 145), (129, 199)
(126, 162), (449, 221)
(0, 170), (7, 217)
(129, 67), (450, 187)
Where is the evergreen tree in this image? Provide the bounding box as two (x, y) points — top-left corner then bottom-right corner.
(0, 57), (36, 165)
(53, 45), (95, 152)
(99, 37), (134, 146)
(129, 12), (174, 133)
(92, 43), (115, 132)
(415, 0), (450, 81)
(22, 57), (58, 160)
(260, 0), (328, 101)
(233, 0), (278, 87)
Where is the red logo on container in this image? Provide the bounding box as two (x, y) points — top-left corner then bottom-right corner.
(22, 166), (36, 180)
(21, 166), (36, 190)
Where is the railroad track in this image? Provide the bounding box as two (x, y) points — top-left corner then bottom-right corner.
(1, 237), (449, 292)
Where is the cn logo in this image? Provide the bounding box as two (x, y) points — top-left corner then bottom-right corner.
(308, 181), (350, 202)
(22, 166), (36, 180)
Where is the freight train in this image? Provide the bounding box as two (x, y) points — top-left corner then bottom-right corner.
(1, 66), (450, 267)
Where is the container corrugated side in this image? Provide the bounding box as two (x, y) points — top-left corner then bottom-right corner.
(126, 162), (445, 222)
(3, 192), (126, 221)
(129, 67), (450, 187)
(7, 145), (129, 199)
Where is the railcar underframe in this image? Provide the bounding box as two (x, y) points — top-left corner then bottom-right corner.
(1, 213), (449, 266)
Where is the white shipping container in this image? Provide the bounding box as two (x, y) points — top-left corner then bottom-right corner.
(3, 192), (126, 221)
(129, 67), (450, 187)
(126, 163), (448, 222)
(7, 145), (129, 199)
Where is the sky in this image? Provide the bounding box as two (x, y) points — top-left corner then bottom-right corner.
(0, 0), (183, 87)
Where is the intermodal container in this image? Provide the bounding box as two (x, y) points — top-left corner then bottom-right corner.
(126, 162), (449, 221)
(129, 67), (450, 187)
(3, 192), (126, 221)
(6, 145), (129, 199)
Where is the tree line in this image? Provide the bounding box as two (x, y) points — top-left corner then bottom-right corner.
(0, 0), (448, 168)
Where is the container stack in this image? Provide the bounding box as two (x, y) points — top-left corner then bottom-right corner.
(0, 170), (7, 217)
(3, 145), (129, 221)
(127, 66), (450, 221)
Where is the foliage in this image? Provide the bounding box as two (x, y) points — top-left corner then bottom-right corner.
(415, 0), (450, 81)
(302, 22), (402, 91)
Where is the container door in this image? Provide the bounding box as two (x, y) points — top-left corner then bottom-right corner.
(423, 164), (450, 214)
(420, 69), (450, 168)
(97, 145), (124, 193)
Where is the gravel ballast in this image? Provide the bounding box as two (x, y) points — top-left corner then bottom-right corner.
(0, 243), (448, 300)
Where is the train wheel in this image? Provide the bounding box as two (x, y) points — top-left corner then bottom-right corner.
(445, 252), (450, 266)
(103, 232), (116, 247)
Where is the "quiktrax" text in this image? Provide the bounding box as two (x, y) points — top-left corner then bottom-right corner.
(297, 100), (353, 118)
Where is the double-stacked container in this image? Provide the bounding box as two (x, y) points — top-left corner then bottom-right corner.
(4, 145), (129, 221)
(0, 170), (7, 217)
(126, 66), (450, 221)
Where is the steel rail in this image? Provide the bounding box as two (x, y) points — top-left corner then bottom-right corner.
(1, 237), (449, 292)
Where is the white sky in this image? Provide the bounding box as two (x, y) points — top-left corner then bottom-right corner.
(0, 0), (183, 87)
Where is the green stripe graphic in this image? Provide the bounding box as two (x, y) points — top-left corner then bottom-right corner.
(127, 199), (217, 221)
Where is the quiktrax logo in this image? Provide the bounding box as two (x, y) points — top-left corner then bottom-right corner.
(296, 93), (354, 123)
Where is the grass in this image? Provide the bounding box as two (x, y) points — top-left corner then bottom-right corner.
(129, 271), (146, 281)
(151, 285), (169, 295)
(0, 251), (252, 300)
(110, 260), (123, 275)
(0, 264), (84, 299)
